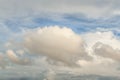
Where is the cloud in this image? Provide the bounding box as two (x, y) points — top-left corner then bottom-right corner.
(93, 42), (120, 61)
(45, 69), (56, 80)
(0, 53), (6, 68)
(6, 50), (31, 65)
(1, 24), (120, 76)
(82, 31), (120, 49)
(82, 31), (120, 62)
(23, 26), (91, 66)
(0, 0), (119, 19)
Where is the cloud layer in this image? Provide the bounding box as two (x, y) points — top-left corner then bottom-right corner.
(0, 0), (120, 19)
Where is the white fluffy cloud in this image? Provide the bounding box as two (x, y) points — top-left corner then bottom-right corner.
(82, 31), (120, 62)
(23, 26), (91, 66)
(82, 31), (120, 49)
(20, 27), (120, 68)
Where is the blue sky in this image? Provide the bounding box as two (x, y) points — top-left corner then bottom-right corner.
(0, 0), (120, 34)
(1, 0), (120, 79)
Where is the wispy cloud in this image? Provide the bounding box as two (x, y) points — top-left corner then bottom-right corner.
(0, 0), (120, 19)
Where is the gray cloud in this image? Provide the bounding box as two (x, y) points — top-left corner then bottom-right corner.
(0, 53), (6, 68)
(93, 42), (120, 61)
(0, 0), (119, 19)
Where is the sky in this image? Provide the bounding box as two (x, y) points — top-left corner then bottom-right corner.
(0, 0), (120, 79)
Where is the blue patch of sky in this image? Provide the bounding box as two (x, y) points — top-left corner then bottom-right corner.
(2, 14), (120, 34)
(113, 30), (120, 37)
(63, 14), (96, 23)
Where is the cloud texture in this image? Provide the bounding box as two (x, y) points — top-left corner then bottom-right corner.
(93, 42), (120, 61)
(1, 26), (120, 77)
(23, 26), (91, 66)
(6, 50), (31, 65)
(0, 0), (120, 19)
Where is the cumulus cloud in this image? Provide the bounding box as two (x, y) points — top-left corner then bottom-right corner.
(82, 31), (120, 49)
(93, 42), (120, 61)
(6, 50), (31, 65)
(82, 31), (120, 62)
(23, 26), (91, 66)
